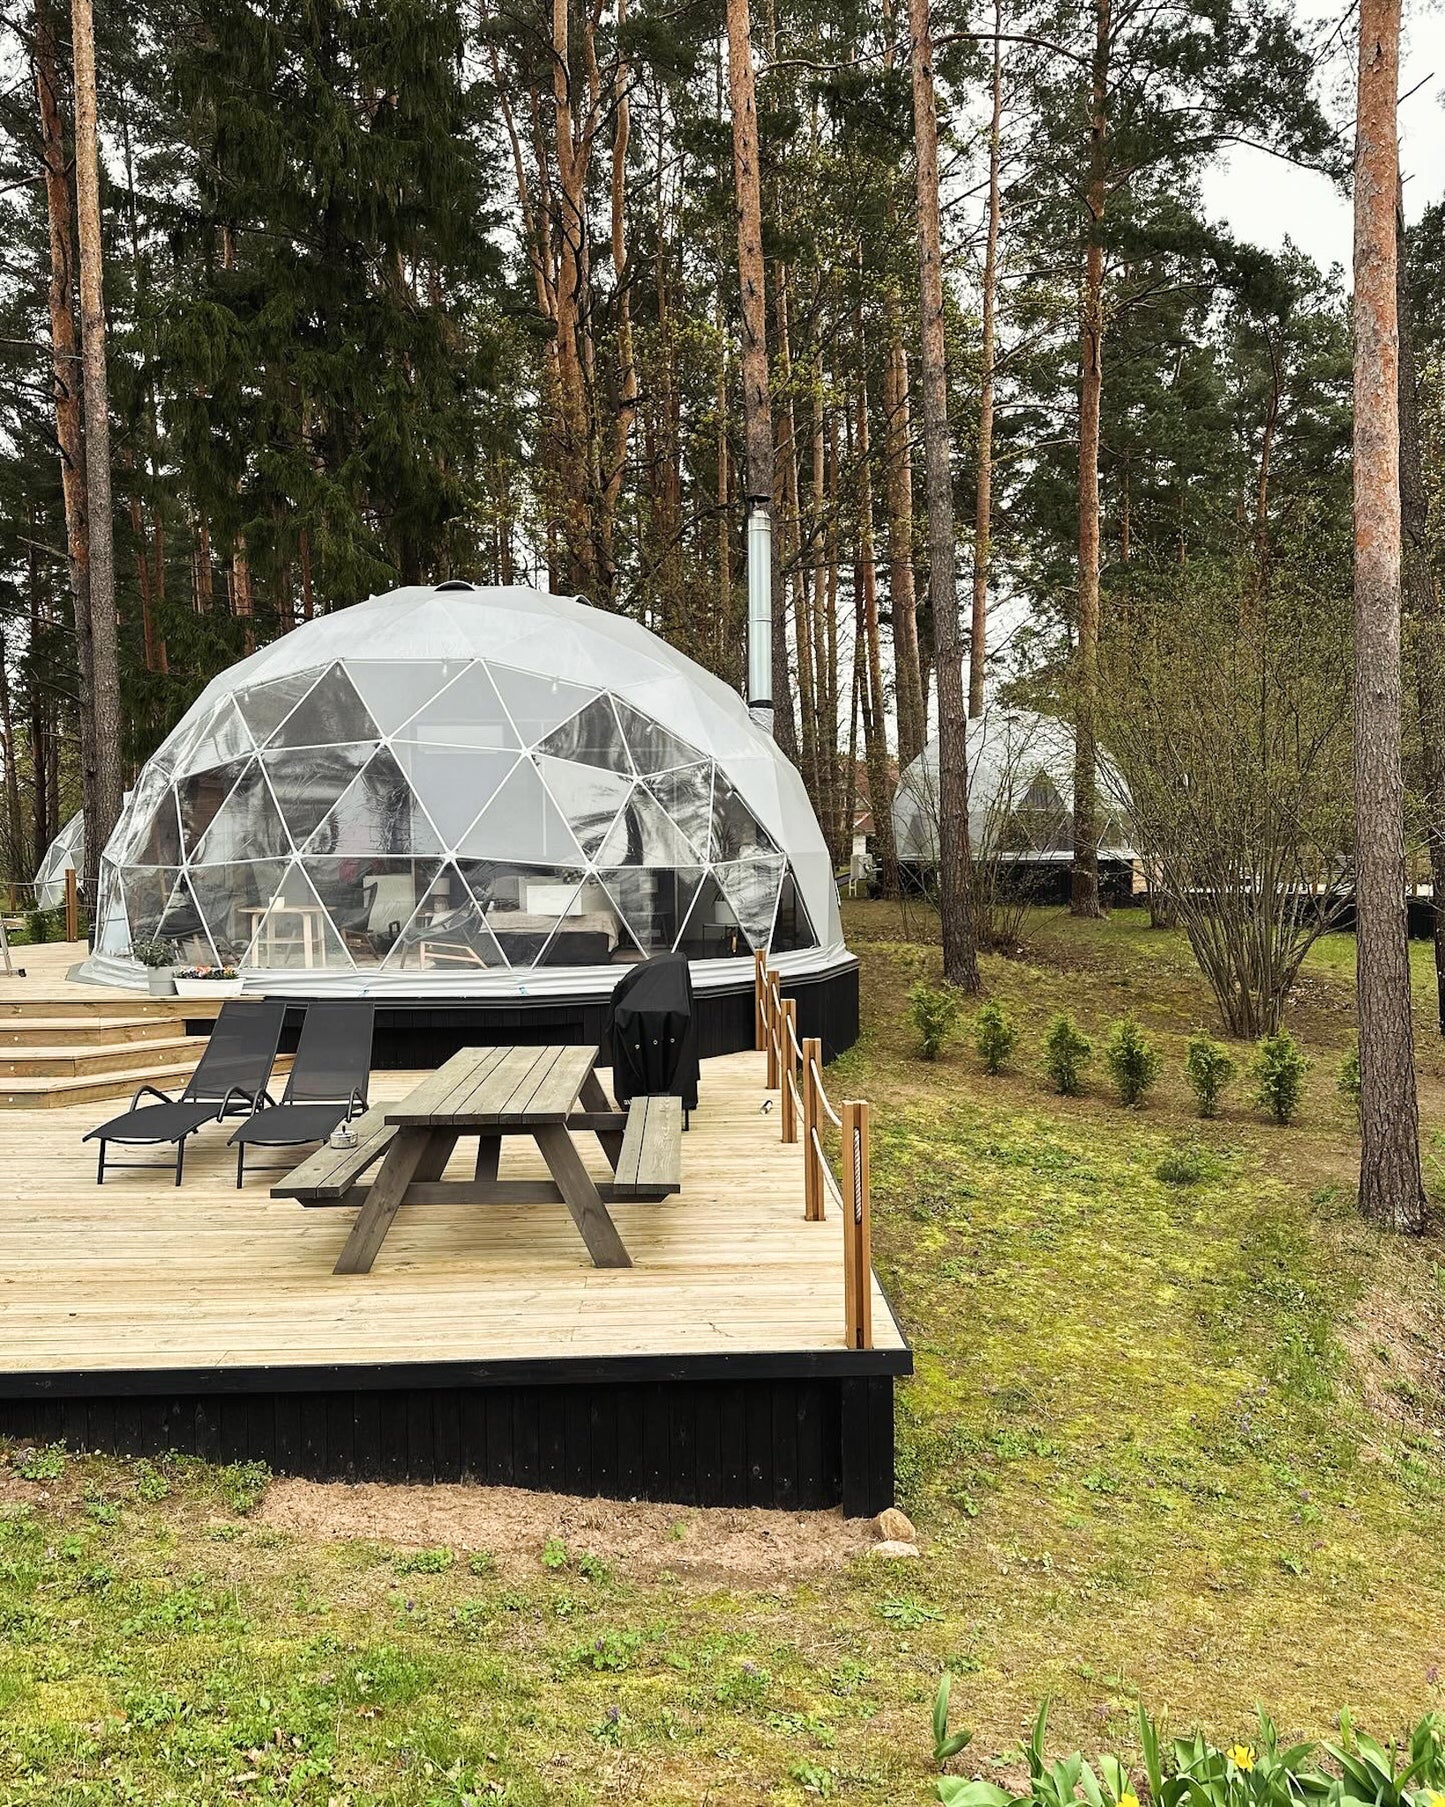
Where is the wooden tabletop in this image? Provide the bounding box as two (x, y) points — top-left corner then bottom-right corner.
(384, 1044), (599, 1130)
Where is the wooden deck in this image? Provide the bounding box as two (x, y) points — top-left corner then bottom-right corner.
(0, 946), (906, 1510)
(0, 1045), (905, 1377)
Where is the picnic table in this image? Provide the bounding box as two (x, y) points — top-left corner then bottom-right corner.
(276, 1045), (682, 1276)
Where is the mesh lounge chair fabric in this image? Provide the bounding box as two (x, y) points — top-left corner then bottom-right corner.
(606, 952), (699, 1115)
(228, 1001), (374, 1185)
(85, 999), (287, 1185)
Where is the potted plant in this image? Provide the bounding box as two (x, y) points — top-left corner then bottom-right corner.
(130, 936), (178, 996)
(172, 963), (244, 999)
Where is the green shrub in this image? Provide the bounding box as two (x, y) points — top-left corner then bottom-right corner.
(1250, 1030), (1309, 1125)
(1184, 1033), (1235, 1118)
(973, 1000), (1018, 1075)
(1103, 1015), (1163, 1107)
(909, 982), (963, 1061)
(1042, 1014), (1092, 1096)
(1337, 1043), (1361, 1117)
(1155, 1141), (1225, 1186)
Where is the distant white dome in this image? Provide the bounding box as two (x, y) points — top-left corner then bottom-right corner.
(893, 707), (1135, 864)
(33, 810), (84, 910)
(84, 583), (841, 991)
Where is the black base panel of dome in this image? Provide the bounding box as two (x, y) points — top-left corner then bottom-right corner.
(0, 1360), (902, 1516)
(183, 958), (861, 1072)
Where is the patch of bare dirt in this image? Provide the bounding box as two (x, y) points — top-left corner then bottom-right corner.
(258, 1478), (875, 1584)
(1342, 1274), (1445, 1449)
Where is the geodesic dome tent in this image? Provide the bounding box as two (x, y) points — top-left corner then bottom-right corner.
(892, 707), (1135, 866)
(33, 810), (84, 910)
(82, 583), (842, 991)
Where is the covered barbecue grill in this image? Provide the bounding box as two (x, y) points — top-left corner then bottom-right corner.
(605, 951), (699, 1121)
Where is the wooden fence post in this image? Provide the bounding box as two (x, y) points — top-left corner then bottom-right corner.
(780, 997), (798, 1143)
(841, 1099), (873, 1350)
(753, 949), (768, 1050)
(802, 1035), (822, 1219)
(765, 970), (780, 1092)
(64, 866), (78, 944)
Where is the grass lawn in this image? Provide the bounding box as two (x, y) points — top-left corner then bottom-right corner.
(2, 904), (1443, 1804)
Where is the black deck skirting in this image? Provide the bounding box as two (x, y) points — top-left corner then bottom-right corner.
(0, 1353), (904, 1515)
(187, 958), (861, 1072)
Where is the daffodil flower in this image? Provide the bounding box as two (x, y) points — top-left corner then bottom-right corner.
(1228, 1746), (1256, 1773)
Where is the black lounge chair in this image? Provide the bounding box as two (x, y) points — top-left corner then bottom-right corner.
(228, 1001), (374, 1187)
(85, 1000), (287, 1186)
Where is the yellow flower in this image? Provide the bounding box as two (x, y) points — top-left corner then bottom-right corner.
(1119, 1791), (1141, 1807)
(1427, 1792), (1445, 1807)
(1229, 1746), (1256, 1773)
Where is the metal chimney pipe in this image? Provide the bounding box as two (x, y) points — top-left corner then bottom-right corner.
(746, 501), (774, 735)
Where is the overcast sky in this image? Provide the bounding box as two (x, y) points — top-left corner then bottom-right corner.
(1200, 0), (1445, 273)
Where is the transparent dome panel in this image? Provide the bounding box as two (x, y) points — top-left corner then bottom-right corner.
(642, 763), (714, 862)
(533, 756), (631, 858)
(536, 695), (633, 774)
(302, 856), (443, 965)
(610, 697), (702, 774)
(234, 670), (322, 746)
(177, 756), (249, 855)
(191, 761), (293, 864)
(488, 664), (597, 747)
(261, 744), (376, 848)
(188, 858), (290, 962)
(268, 664), (378, 749)
(240, 862), (352, 969)
(302, 747), (443, 859)
(594, 786), (697, 868)
(674, 872), (747, 959)
(180, 697), (255, 777)
(596, 865), (706, 953)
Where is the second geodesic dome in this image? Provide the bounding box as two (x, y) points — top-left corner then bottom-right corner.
(33, 810), (84, 910)
(892, 707), (1135, 866)
(82, 582), (844, 988)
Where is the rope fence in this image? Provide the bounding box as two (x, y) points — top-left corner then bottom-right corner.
(754, 951), (873, 1350)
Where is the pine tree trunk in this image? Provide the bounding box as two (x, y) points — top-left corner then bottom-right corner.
(883, 325), (925, 767)
(777, 267), (818, 803)
(69, 0), (124, 891)
(726, 0), (789, 745)
(880, 0), (925, 768)
(33, 0), (96, 885)
(852, 310), (899, 896)
(27, 529), (52, 874)
(969, 0), (1003, 719)
(1400, 195), (1445, 1036)
(1352, 0), (1424, 1233)
(909, 0), (980, 989)
(1071, 0), (1109, 919)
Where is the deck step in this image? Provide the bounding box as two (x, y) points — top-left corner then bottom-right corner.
(0, 995), (206, 1021)
(0, 1037), (211, 1080)
(0, 1016), (187, 1049)
(0, 1062), (201, 1111)
(0, 1052), (292, 1111)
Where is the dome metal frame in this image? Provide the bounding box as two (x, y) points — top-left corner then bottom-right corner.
(82, 585), (844, 994)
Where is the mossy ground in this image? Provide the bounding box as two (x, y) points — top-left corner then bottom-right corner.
(2, 904), (1443, 1804)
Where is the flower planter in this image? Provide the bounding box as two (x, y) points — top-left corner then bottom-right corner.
(172, 977), (244, 999)
(146, 970), (177, 997)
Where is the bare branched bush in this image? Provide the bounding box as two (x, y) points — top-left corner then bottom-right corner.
(1101, 557), (1352, 1038)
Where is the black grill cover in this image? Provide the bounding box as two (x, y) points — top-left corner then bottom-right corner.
(605, 952), (699, 1111)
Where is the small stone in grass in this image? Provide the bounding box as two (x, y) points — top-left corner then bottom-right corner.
(868, 1539), (920, 1558)
(874, 1507), (916, 1543)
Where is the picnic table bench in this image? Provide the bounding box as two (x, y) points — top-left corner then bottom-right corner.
(273, 1044), (685, 1274)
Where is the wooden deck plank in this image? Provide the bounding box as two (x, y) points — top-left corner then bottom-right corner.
(0, 1046), (907, 1376)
